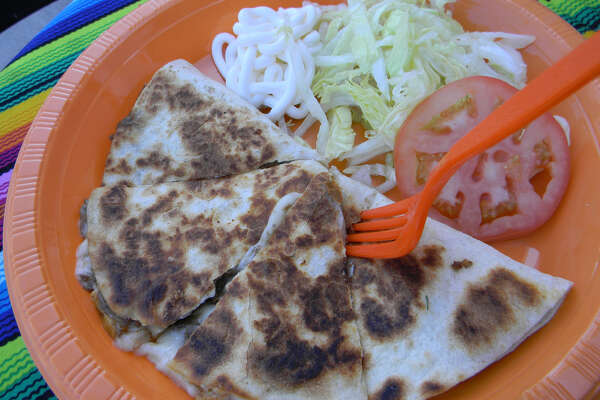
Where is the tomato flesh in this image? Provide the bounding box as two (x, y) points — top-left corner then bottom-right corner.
(394, 76), (570, 241)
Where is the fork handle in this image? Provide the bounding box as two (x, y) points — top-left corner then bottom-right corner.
(421, 32), (600, 205)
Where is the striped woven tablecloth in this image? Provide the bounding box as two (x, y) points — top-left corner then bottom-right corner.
(0, 0), (598, 398)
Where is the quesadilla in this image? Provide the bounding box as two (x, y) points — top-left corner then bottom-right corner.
(80, 164), (572, 400)
(102, 59), (321, 186)
(168, 173), (366, 399)
(76, 55), (574, 400)
(76, 160), (327, 346)
(331, 169), (572, 400)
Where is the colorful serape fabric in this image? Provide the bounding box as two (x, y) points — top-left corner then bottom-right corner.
(0, 0), (597, 398)
(0, 2), (149, 398)
(539, 0), (600, 37)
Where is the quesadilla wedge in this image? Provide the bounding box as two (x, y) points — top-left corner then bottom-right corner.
(102, 59), (321, 186)
(77, 160), (327, 346)
(168, 173), (366, 400)
(330, 168), (572, 400)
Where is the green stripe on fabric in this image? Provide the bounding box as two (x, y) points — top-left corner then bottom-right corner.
(0, 0), (149, 89)
(543, 0), (598, 18)
(577, 7), (600, 25)
(0, 337), (36, 393)
(1, 369), (48, 400)
(0, 52), (81, 112)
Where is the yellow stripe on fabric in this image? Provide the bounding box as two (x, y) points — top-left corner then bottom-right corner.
(0, 337), (36, 393)
(0, 0), (148, 89)
(0, 89), (51, 138)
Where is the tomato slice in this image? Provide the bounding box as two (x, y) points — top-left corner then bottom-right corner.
(394, 76), (570, 241)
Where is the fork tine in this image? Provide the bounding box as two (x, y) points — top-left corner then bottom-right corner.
(347, 228), (404, 243)
(346, 241), (408, 259)
(352, 216), (407, 232)
(360, 198), (413, 220)
(346, 218), (424, 259)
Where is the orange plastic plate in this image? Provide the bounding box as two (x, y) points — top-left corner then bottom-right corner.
(4, 0), (600, 399)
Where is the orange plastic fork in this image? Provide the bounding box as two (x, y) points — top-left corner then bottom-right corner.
(346, 32), (600, 259)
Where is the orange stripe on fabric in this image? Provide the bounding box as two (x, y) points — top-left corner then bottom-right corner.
(0, 124), (30, 154)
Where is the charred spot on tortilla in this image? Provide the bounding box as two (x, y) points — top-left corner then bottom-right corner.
(247, 269), (288, 319)
(249, 259), (280, 281)
(452, 285), (514, 350)
(179, 118), (215, 153)
(119, 218), (141, 250)
(287, 173), (343, 246)
(140, 190), (177, 226)
(249, 321), (361, 387)
(184, 227), (219, 254)
(420, 381), (445, 397)
(452, 259), (474, 271)
(353, 254), (433, 340)
(378, 256), (425, 298)
(105, 159), (133, 176)
(91, 289), (136, 338)
(253, 162), (300, 192)
(360, 297), (413, 340)
(353, 262), (376, 287)
(453, 267), (541, 351)
(178, 109), (276, 178)
(294, 234), (314, 248)
(190, 148), (234, 179)
(182, 179), (204, 193)
(301, 279), (355, 333)
(208, 186), (233, 198)
(372, 378), (405, 400)
(182, 178), (233, 196)
(135, 150), (173, 172)
(115, 180), (133, 188)
(452, 267), (542, 351)
(100, 185), (127, 222)
(112, 111), (147, 145)
(342, 204), (362, 229)
(241, 196), (277, 244)
(98, 234), (214, 328)
(490, 267), (542, 306)
(249, 327), (328, 386)
(169, 83), (206, 112)
(142, 73), (207, 115)
(418, 245), (445, 268)
(225, 276), (246, 299)
(181, 308), (241, 380)
(215, 375), (255, 400)
(143, 73), (168, 114)
(275, 169), (313, 197)
(180, 214), (249, 255)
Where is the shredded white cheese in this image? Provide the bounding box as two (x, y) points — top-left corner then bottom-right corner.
(212, 3), (328, 142)
(554, 115), (571, 146)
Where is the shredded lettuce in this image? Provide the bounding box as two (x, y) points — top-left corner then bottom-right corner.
(344, 158), (396, 193)
(311, 0), (535, 165)
(325, 107), (356, 159)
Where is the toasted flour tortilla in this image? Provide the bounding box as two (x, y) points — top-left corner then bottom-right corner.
(169, 173), (366, 399)
(78, 161), (327, 341)
(97, 168), (571, 400)
(330, 169), (572, 400)
(76, 53), (573, 399)
(102, 59), (321, 186)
